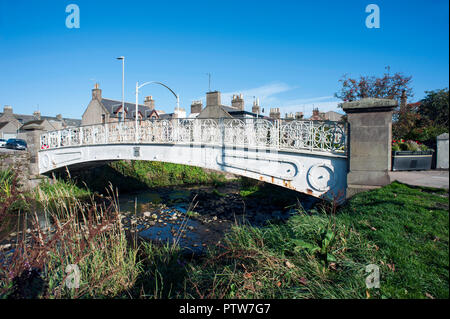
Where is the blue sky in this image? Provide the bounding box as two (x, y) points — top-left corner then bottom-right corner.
(0, 0), (448, 119)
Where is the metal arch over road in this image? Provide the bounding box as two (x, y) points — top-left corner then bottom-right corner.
(38, 118), (348, 200)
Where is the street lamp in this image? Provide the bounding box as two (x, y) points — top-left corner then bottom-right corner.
(116, 56), (125, 115)
(135, 81), (180, 143)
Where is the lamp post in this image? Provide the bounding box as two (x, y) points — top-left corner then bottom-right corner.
(135, 81), (179, 143)
(116, 56), (125, 115)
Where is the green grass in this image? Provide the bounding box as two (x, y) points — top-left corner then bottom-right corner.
(36, 178), (92, 202)
(336, 182), (449, 299)
(2, 177), (448, 299)
(132, 181), (448, 299)
(110, 160), (227, 188)
(74, 161), (229, 193)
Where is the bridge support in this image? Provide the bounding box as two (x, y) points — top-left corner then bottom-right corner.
(343, 98), (397, 198)
(17, 124), (46, 188)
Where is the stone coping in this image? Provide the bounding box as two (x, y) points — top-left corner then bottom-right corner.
(342, 98), (397, 113)
(437, 133), (449, 140)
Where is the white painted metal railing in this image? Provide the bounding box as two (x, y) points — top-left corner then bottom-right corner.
(40, 118), (347, 156)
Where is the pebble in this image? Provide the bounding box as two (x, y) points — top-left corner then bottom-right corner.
(143, 212), (151, 218)
(0, 243), (12, 251)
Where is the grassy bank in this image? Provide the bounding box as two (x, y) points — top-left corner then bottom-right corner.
(130, 182), (449, 299)
(70, 161), (228, 193)
(1, 176), (448, 299)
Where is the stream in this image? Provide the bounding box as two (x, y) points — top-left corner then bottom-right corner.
(0, 181), (319, 256)
(116, 182), (318, 254)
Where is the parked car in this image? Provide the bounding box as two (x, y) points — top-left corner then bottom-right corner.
(0, 138), (6, 148)
(5, 138), (27, 150)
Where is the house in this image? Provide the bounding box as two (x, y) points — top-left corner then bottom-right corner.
(0, 105), (80, 139)
(81, 84), (167, 125)
(323, 110), (344, 121)
(307, 108), (344, 121)
(192, 91), (260, 119)
(0, 106), (21, 139)
(308, 108), (326, 121)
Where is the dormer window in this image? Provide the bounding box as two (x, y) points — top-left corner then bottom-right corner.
(118, 112), (123, 122)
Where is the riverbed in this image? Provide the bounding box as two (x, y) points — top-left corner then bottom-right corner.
(0, 181), (319, 255)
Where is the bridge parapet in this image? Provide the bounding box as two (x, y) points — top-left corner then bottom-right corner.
(39, 118), (347, 156)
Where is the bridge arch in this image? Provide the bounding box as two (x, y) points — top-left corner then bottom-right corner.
(39, 118), (348, 200)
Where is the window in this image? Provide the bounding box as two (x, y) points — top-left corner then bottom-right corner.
(101, 114), (106, 124)
(118, 112), (123, 122)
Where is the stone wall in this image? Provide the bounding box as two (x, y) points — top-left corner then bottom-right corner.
(0, 150), (31, 189)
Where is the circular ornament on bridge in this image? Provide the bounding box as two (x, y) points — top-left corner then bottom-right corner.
(307, 163), (335, 192)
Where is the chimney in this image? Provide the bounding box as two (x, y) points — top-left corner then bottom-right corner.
(269, 108), (281, 120)
(252, 98), (260, 115)
(312, 108), (319, 116)
(144, 96), (155, 111)
(56, 114), (63, 121)
(231, 93), (244, 111)
(206, 91), (221, 107)
(295, 112), (304, 120)
(3, 105), (13, 115)
(285, 112), (294, 120)
(33, 110), (41, 120)
(400, 90), (407, 108)
(92, 83), (102, 100)
(191, 100), (203, 114)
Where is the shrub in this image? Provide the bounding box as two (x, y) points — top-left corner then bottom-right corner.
(392, 139), (430, 152)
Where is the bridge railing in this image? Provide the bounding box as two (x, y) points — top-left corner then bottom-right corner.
(40, 118), (347, 156)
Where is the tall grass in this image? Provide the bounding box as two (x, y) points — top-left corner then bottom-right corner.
(0, 182), (139, 298)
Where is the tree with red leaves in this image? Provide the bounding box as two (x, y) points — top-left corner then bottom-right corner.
(335, 66), (413, 105)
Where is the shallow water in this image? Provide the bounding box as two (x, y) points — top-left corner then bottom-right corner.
(1, 182), (319, 256)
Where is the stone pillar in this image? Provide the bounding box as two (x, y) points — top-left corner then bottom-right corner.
(342, 98), (397, 198)
(436, 133), (449, 169)
(23, 125), (45, 177)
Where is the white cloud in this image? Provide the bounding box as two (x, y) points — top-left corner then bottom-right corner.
(194, 82), (343, 118)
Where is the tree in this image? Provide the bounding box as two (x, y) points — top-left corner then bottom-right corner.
(335, 67), (413, 105)
(418, 88), (449, 128)
(392, 88), (449, 142)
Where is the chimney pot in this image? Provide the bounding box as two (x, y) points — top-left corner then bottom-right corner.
(33, 110), (41, 120)
(92, 83), (102, 100)
(144, 96), (155, 111)
(231, 93), (244, 111)
(3, 105), (13, 115)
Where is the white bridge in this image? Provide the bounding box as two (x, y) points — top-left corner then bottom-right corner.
(38, 118), (348, 200)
